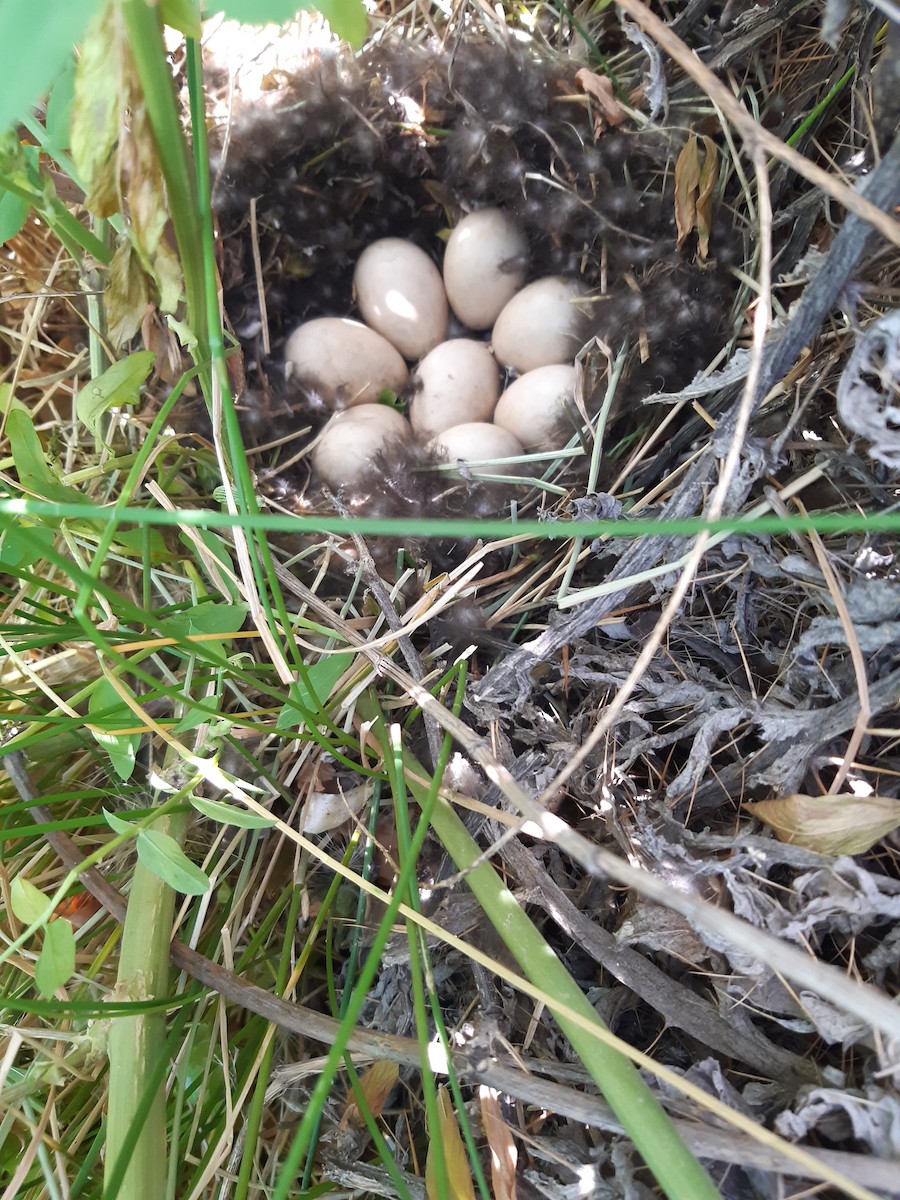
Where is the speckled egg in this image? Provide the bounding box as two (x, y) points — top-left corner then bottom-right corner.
(410, 339), (501, 439)
(354, 239), (448, 359)
(443, 208), (528, 330)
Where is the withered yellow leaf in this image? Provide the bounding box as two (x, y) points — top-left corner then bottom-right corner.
(425, 1086), (475, 1200)
(480, 1087), (517, 1200)
(746, 793), (900, 855)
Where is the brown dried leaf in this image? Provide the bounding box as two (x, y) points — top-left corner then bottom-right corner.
(480, 1087), (517, 1200)
(425, 1086), (476, 1200)
(105, 239), (150, 348)
(696, 136), (719, 262)
(746, 793), (900, 855)
(674, 135), (701, 248)
(340, 1060), (399, 1129)
(574, 68), (626, 135)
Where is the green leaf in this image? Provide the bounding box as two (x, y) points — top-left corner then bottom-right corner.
(0, 0), (104, 134)
(10, 876), (52, 925)
(276, 652), (354, 731)
(214, 0), (367, 47)
(89, 678), (141, 781)
(310, 0), (368, 46)
(103, 808), (136, 836)
(0, 186), (30, 244)
(178, 530), (240, 602)
(45, 54), (78, 151)
(190, 795), (275, 828)
(162, 0), (202, 39)
(137, 830), (211, 895)
(6, 408), (88, 506)
(76, 351), (155, 438)
(0, 523), (55, 570)
(157, 602), (249, 641)
(35, 919), (76, 997)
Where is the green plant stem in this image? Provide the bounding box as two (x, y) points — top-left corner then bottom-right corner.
(402, 770), (720, 1200)
(104, 809), (189, 1200)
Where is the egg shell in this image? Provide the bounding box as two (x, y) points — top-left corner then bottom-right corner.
(284, 318), (408, 407)
(410, 339), (501, 439)
(429, 422), (524, 478)
(493, 364), (577, 451)
(443, 208), (528, 330)
(491, 277), (588, 373)
(354, 239), (448, 359)
(313, 403), (411, 489)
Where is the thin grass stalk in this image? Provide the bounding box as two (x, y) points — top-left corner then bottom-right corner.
(104, 807), (190, 1200)
(266, 695), (450, 1200)
(408, 779), (721, 1200)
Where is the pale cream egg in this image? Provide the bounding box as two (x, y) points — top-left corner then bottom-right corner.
(443, 208), (527, 330)
(353, 239), (448, 359)
(491, 277), (588, 373)
(429, 422), (524, 478)
(410, 339), (501, 439)
(493, 363), (577, 450)
(312, 403), (411, 489)
(284, 318), (408, 407)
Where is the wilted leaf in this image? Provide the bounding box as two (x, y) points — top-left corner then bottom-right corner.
(137, 829), (212, 895)
(106, 239), (150, 347)
(89, 677), (141, 781)
(341, 1061), (399, 1128)
(480, 1087), (517, 1200)
(77, 350), (155, 437)
(574, 68), (625, 135)
(162, 0), (203, 39)
(674, 136), (701, 248)
(35, 918), (76, 997)
(301, 783), (372, 835)
(71, 4), (122, 216)
(696, 135), (718, 262)
(746, 793), (900, 855)
(425, 1086), (475, 1200)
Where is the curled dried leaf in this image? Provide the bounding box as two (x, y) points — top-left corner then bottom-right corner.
(480, 1087), (517, 1200)
(574, 68), (625, 135)
(426, 1086), (475, 1200)
(746, 793), (900, 855)
(340, 1060), (399, 1128)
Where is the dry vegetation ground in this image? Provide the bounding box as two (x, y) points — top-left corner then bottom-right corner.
(1, 2), (899, 1198)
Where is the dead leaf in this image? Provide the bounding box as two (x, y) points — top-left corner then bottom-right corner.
(746, 793), (900, 855)
(106, 239), (150, 347)
(340, 1061), (399, 1129)
(696, 136), (719, 263)
(425, 1086), (475, 1200)
(674, 136), (701, 248)
(71, 5), (122, 217)
(574, 69), (625, 136)
(480, 1087), (517, 1200)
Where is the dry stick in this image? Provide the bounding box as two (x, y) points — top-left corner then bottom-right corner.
(7, 753), (898, 1194)
(615, 0), (900, 249)
(217, 538), (900, 1045)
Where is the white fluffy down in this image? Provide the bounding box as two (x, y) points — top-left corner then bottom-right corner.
(284, 317), (408, 407)
(493, 363), (577, 450)
(410, 339), (501, 438)
(443, 208), (527, 330)
(353, 238), (448, 360)
(491, 276), (586, 373)
(429, 422), (524, 477)
(312, 404), (411, 489)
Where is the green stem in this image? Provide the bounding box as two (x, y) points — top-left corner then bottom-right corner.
(104, 808), (189, 1200)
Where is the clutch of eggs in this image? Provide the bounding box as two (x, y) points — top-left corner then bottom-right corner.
(283, 207), (586, 491)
